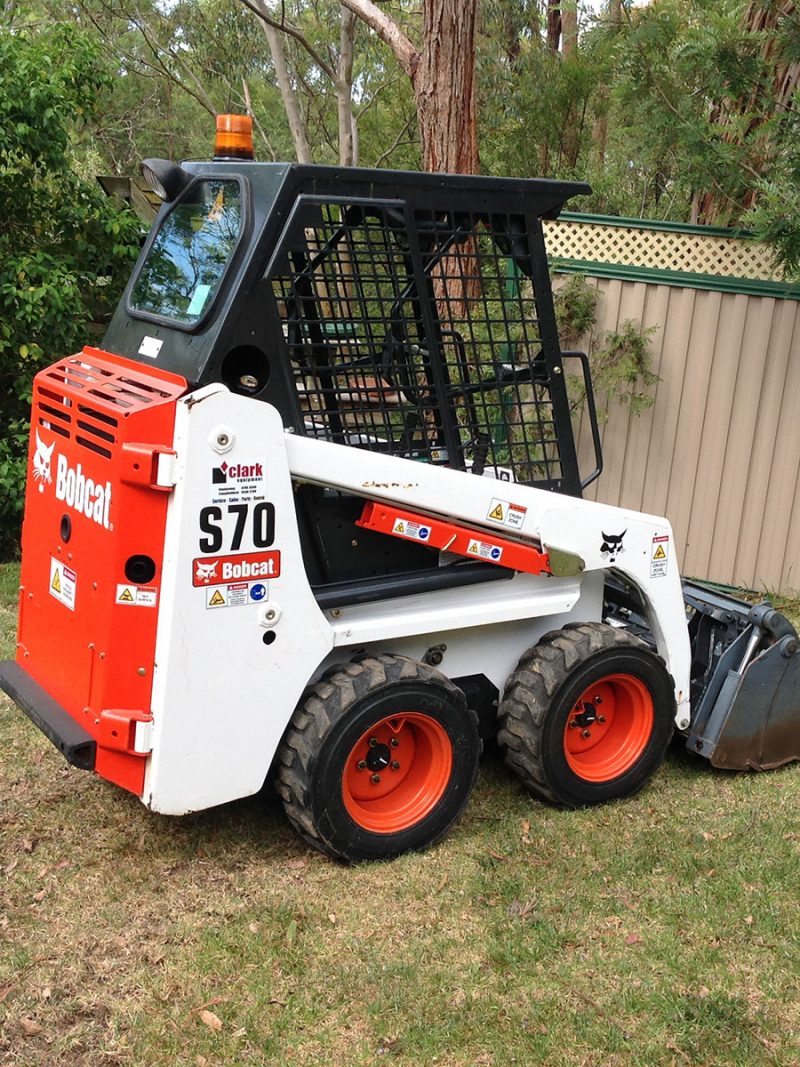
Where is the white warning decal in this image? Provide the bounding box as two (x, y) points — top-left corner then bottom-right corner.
(467, 538), (503, 562)
(49, 557), (76, 611)
(116, 584), (158, 607)
(392, 517), (431, 542)
(206, 582), (264, 609)
(651, 535), (670, 578)
(487, 498), (527, 530)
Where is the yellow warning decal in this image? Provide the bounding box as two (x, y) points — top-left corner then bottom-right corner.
(468, 542), (479, 553)
(209, 589), (225, 606)
(653, 544), (666, 561)
(51, 569), (61, 594)
(119, 587), (134, 602)
(489, 503), (504, 521)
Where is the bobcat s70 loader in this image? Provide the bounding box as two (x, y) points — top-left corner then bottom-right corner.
(2, 117), (798, 862)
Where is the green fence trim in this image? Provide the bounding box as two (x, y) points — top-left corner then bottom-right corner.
(555, 211), (755, 240)
(550, 258), (800, 301)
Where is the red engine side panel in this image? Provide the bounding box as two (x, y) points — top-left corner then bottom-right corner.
(16, 347), (187, 795)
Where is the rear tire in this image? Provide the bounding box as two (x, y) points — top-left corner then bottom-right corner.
(498, 623), (675, 808)
(276, 655), (481, 863)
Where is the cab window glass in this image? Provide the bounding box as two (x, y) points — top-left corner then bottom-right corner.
(130, 179), (242, 324)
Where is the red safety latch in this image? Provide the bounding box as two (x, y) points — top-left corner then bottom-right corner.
(96, 709), (153, 755)
(120, 443), (177, 491)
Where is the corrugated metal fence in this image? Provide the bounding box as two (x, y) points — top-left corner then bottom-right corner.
(545, 213), (800, 593)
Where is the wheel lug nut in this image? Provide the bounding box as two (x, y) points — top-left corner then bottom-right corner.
(569, 720), (578, 729)
(369, 737), (378, 747)
(594, 696), (603, 704)
(357, 760), (367, 769)
(391, 760), (400, 770)
(371, 774), (381, 783)
(582, 729), (591, 739)
(390, 738), (399, 747)
(597, 715), (606, 724)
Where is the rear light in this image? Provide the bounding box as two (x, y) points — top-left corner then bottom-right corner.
(214, 114), (254, 161)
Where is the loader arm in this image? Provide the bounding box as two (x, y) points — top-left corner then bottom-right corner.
(284, 429), (693, 728)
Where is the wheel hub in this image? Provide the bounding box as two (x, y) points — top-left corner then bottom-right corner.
(365, 742), (391, 772)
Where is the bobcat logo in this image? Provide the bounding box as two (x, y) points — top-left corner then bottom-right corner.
(195, 561), (218, 584)
(33, 431), (55, 492)
(600, 530), (627, 563)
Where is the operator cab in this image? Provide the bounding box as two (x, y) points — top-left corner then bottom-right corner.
(103, 116), (595, 597)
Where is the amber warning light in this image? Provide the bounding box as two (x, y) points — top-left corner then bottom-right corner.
(214, 114), (254, 161)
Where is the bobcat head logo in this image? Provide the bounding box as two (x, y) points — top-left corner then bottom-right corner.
(600, 530), (627, 563)
(195, 561), (218, 584)
(33, 431), (55, 492)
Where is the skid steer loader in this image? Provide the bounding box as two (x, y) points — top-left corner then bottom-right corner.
(2, 117), (798, 862)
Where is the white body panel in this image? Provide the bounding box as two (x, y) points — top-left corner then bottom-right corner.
(145, 389), (334, 814)
(143, 392), (692, 814)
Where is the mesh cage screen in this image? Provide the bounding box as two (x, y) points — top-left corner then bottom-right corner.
(269, 200), (564, 487)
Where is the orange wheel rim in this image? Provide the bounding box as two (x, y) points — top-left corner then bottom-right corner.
(563, 673), (653, 782)
(342, 713), (452, 833)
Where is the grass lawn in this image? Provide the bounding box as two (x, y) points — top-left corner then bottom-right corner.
(1, 561), (798, 1066)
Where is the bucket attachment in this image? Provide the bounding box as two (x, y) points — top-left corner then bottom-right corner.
(684, 582), (800, 771)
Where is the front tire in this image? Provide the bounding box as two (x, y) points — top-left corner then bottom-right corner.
(498, 623), (675, 808)
(276, 655), (481, 862)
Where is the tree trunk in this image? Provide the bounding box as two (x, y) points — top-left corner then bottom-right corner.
(591, 0), (622, 166)
(560, 1), (579, 167)
(259, 14), (312, 164)
(412, 0), (479, 173)
(341, 0), (479, 175)
(547, 1), (561, 53)
(336, 5), (358, 166)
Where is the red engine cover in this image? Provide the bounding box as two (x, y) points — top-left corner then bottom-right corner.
(16, 348), (187, 795)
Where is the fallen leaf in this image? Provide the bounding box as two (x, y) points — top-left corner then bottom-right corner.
(286, 859), (307, 870)
(199, 1009), (223, 1031)
(327, 913), (337, 924)
(625, 933), (642, 945)
(486, 849), (506, 862)
(32, 889), (47, 902)
(698, 986), (711, 998)
(436, 872), (448, 892)
(41, 987), (52, 1001)
(248, 922), (259, 934)
(744, 915), (754, 925)
(232, 1027), (247, 1038)
(196, 1057), (208, 1067)
(19, 1017), (43, 1036)
(22, 839), (34, 853)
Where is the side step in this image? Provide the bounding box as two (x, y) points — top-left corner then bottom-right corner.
(0, 660), (96, 770)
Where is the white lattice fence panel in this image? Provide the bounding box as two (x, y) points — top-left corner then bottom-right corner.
(544, 218), (783, 281)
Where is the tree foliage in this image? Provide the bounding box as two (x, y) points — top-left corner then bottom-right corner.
(0, 22), (140, 556)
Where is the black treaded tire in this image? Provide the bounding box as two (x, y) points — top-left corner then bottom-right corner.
(498, 622), (675, 808)
(275, 654), (481, 863)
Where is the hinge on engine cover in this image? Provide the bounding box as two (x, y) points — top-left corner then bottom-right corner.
(97, 709), (153, 754)
(120, 443), (177, 491)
